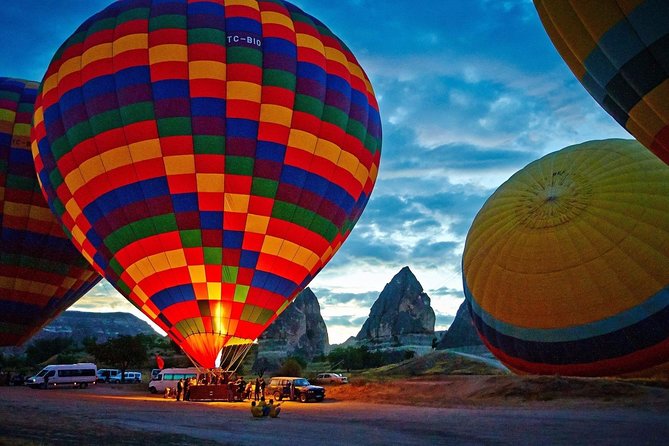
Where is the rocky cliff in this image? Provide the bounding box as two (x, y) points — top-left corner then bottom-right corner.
(356, 266), (435, 348)
(437, 300), (484, 349)
(256, 287), (329, 363)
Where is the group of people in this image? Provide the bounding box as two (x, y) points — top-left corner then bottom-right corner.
(169, 374), (268, 402)
(250, 397), (281, 418)
(172, 376), (197, 401)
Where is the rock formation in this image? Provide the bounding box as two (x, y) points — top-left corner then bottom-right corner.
(437, 300), (484, 349)
(255, 287), (329, 365)
(355, 266), (435, 349)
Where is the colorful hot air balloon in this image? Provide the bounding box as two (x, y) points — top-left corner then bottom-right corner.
(534, 0), (669, 165)
(32, 0), (381, 369)
(0, 77), (100, 346)
(463, 139), (669, 376)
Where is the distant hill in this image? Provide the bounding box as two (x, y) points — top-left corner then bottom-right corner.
(33, 311), (158, 344)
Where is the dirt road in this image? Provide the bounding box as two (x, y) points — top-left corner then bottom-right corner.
(0, 385), (668, 445)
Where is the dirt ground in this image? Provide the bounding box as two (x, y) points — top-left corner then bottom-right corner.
(1, 376), (668, 445)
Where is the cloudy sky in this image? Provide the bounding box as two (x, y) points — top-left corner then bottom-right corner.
(1, 1), (630, 344)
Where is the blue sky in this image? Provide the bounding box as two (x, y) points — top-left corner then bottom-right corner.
(1, 1), (630, 344)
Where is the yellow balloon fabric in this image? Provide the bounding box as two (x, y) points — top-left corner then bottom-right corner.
(464, 139), (669, 376)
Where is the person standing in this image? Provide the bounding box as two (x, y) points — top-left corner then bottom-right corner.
(254, 377), (261, 401)
(237, 377), (246, 401)
(184, 377), (191, 401)
(259, 377), (266, 399)
(245, 380), (253, 400)
(176, 378), (184, 401)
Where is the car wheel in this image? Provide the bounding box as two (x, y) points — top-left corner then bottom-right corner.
(274, 392), (282, 401)
(149, 386), (157, 394)
(299, 393), (307, 403)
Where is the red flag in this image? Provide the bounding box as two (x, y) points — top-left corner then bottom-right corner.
(155, 354), (164, 369)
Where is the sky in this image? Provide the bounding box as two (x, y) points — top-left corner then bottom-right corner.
(1, 1), (631, 344)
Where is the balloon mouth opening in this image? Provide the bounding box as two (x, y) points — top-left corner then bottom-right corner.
(215, 349), (223, 369)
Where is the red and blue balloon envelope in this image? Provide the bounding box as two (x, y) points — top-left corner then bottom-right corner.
(0, 77), (100, 346)
(31, 0), (382, 368)
(535, 0), (669, 164)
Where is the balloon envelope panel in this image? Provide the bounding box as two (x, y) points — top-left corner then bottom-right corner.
(534, 0), (669, 164)
(0, 77), (100, 346)
(463, 139), (669, 376)
(31, 0), (381, 368)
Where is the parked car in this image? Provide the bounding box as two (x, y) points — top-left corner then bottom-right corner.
(10, 374), (25, 386)
(110, 371), (142, 384)
(315, 373), (348, 384)
(266, 377), (325, 403)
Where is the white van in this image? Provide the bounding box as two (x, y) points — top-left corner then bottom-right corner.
(110, 371), (142, 383)
(97, 368), (121, 383)
(148, 367), (200, 394)
(26, 363), (97, 389)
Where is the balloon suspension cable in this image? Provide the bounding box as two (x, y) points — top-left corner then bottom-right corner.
(181, 349), (209, 374)
(218, 343), (254, 373)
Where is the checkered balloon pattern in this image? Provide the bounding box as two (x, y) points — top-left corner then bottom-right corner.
(1, 77), (100, 347)
(535, 0), (669, 164)
(31, 0), (381, 367)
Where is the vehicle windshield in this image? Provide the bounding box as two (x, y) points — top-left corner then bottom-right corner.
(293, 378), (310, 386)
(36, 369), (49, 377)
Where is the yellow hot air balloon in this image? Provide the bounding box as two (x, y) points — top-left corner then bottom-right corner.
(464, 139), (669, 376)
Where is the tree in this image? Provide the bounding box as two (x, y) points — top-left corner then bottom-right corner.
(88, 335), (147, 382)
(25, 337), (73, 366)
(252, 357), (270, 377)
(0, 352), (26, 371)
(278, 358), (302, 377)
(326, 345), (387, 371)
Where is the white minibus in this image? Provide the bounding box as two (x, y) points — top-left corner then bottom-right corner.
(26, 363), (97, 389)
(148, 367), (201, 394)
